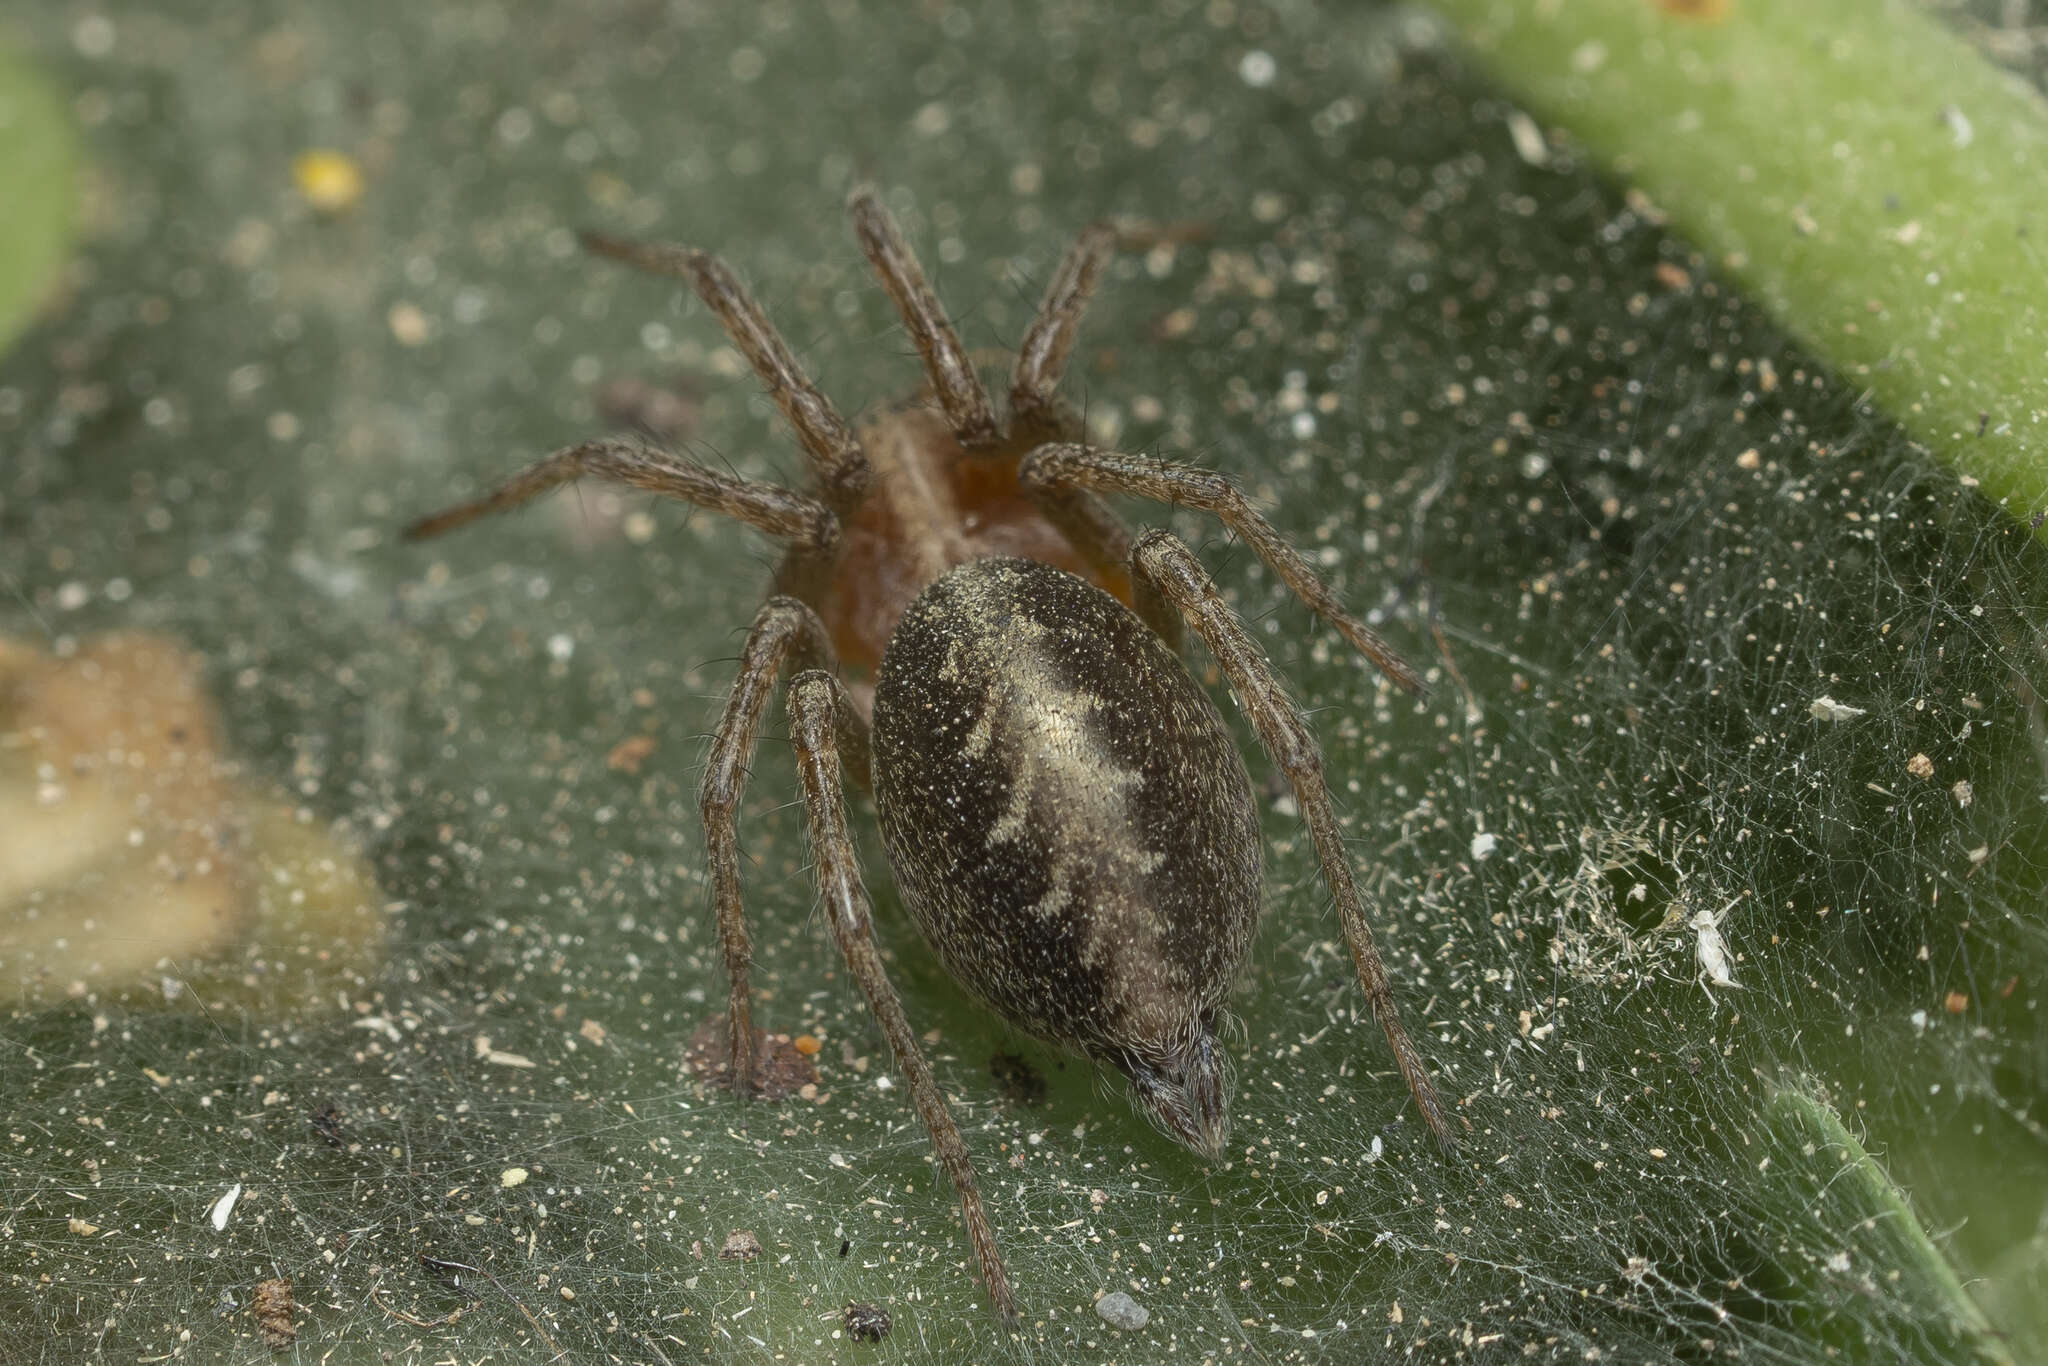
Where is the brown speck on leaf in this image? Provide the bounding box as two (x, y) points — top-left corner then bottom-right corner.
(719, 1229), (763, 1262)
(685, 1015), (817, 1099)
(1653, 261), (1692, 291)
(1656, 0), (1730, 15)
(1945, 991), (1970, 1014)
(844, 1301), (893, 1342)
(1906, 753), (1935, 780)
(989, 1049), (1047, 1106)
(252, 1278), (296, 1350)
(606, 733), (659, 773)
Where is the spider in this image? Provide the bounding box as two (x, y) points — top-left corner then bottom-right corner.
(406, 185), (1455, 1321)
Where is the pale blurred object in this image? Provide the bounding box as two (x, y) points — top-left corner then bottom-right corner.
(0, 631), (385, 1007)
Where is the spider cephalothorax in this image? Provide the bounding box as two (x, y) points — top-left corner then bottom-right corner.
(408, 185), (1454, 1321)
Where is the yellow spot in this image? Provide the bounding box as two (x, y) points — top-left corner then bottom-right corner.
(1655, 0), (1730, 18)
(792, 1033), (822, 1056)
(292, 149), (365, 212)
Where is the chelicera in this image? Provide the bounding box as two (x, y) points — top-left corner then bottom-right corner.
(407, 186), (1455, 1321)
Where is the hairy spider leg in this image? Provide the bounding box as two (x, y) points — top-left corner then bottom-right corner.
(1009, 221), (1115, 449)
(786, 669), (1019, 1322)
(400, 437), (843, 606)
(847, 185), (1002, 452)
(700, 598), (836, 1098)
(578, 231), (872, 510)
(1129, 531), (1456, 1152)
(1020, 444), (1427, 697)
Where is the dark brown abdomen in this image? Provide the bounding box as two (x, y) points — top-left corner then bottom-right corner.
(870, 558), (1261, 1062)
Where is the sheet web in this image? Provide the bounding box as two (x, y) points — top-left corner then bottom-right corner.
(2, 7), (2045, 1363)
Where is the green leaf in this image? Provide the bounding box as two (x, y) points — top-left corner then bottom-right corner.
(0, 38), (76, 356)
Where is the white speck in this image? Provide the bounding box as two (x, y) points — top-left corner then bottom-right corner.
(828, 1152), (850, 1169)
(73, 15), (115, 57)
(1470, 832), (1498, 862)
(1825, 1250), (1852, 1274)
(291, 547), (366, 600)
(1571, 40), (1607, 74)
(208, 1184), (243, 1231)
(353, 1015), (405, 1043)
(874, 1075), (894, 1091)
(1290, 411), (1316, 439)
(495, 107), (533, 146)
(1238, 50), (1276, 88)
(501, 1166), (529, 1188)
(1941, 105), (1973, 148)
(54, 581), (90, 611)
(1505, 110), (1548, 167)
(1807, 695), (1866, 722)
(1909, 1009), (1929, 1034)
(547, 633), (575, 662)
(1365, 1134), (1383, 1162)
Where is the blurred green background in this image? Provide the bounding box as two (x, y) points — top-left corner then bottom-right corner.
(2, 2), (2044, 1362)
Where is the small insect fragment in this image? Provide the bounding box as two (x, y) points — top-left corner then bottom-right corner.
(719, 1229), (763, 1262)
(252, 1277), (296, 1350)
(843, 1302), (892, 1342)
(309, 1098), (347, 1146)
(1807, 695), (1866, 722)
(1692, 902), (1742, 995)
(209, 1183), (244, 1232)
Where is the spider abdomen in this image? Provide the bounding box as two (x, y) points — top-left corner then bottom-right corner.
(872, 557), (1261, 1153)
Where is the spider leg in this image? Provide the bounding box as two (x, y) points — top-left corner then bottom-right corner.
(579, 232), (871, 508)
(785, 669), (1018, 1321)
(1129, 530), (1457, 1153)
(1015, 474), (1181, 654)
(1008, 221), (1115, 447)
(1020, 444), (1426, 696)
(846, 185), (1001, 452)
(402, 436), (842, 604)
(699, 598), (835, 1099)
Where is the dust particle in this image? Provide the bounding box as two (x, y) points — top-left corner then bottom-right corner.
(719, 1229), (763, 1261)
(606, 733), (659, 773)
(1095, 1290), (1149, 1330)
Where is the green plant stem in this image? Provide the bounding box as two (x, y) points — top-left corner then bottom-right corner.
(1428, 0), (2048, 534)
(1766, 1085), (2013, 1364)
